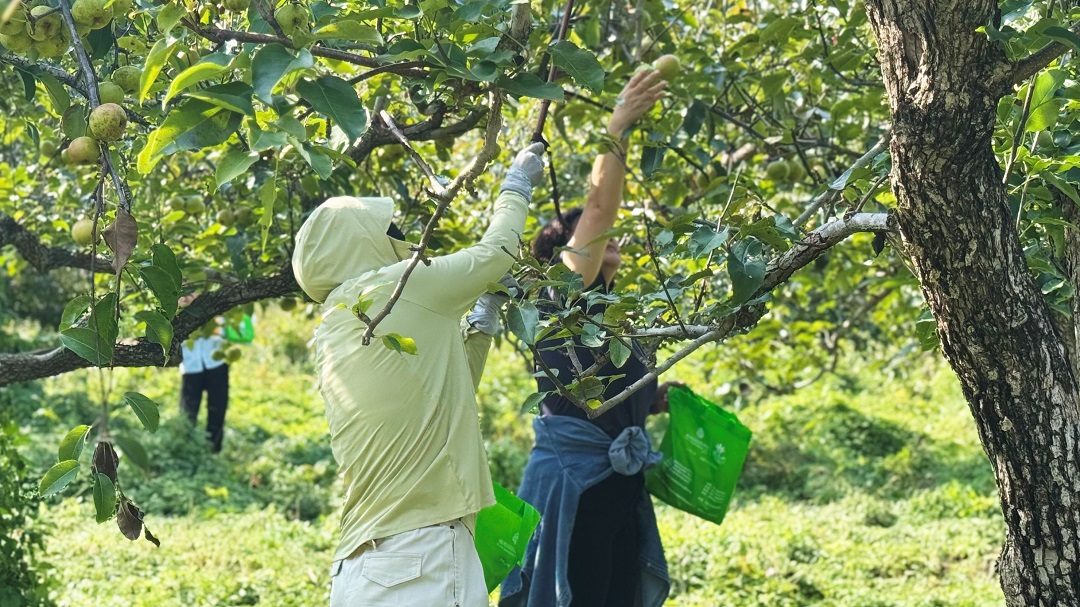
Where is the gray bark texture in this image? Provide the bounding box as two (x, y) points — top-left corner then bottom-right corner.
(865, 1), (1080, 605)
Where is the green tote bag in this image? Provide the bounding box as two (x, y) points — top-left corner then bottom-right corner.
(473, 482), (541, 593)
(645, 386), (752, 525)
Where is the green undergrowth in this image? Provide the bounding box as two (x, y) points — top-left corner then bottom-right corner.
(10, 307), (1004, 606)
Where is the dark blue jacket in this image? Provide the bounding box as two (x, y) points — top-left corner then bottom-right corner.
(499, 415), (670, 607)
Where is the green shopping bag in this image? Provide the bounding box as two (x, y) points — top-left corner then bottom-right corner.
(645, 386), (752, 525)
(224, 315), (255, 344)
(473, 482), (541, 593)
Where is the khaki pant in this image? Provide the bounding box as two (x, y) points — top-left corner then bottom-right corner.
(330, 520), (487, 607)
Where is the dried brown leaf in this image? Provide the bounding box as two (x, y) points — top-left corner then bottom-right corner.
(103, 208), (138, 277)
(92, 440), (118, 482)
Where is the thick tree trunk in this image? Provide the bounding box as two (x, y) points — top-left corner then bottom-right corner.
(865, 1), (1080, 605)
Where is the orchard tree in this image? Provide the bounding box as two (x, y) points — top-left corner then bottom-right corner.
(864, 0), (1080, 604)
(0, 0), (1076, 604)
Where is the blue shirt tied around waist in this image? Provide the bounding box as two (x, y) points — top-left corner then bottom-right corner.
(499, 415), (670, 607)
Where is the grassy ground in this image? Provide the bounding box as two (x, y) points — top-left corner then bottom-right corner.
(9, 307), (1005, 607)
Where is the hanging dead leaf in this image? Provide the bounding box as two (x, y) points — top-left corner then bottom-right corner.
(144, 525), (161, 547)
(116, 498), (143, 540)
(103, 208), (138, 277)
(92, 440), (118, 482)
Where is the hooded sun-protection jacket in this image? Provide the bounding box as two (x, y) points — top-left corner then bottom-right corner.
(291, 192), (528, 561)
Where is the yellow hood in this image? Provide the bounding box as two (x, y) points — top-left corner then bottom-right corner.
(292, 196), (407, 303)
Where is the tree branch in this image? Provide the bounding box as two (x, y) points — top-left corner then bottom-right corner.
(0, 52), (86, 95)
(1000, 19), (1080, 91)
(359, 91), (505, 344)
(187, 24), (428, 77)
(793, 130), (891, 228)
(0, 271), (299, 388)
(0, 212), (114, 274)
(58, 0), (134, 213)
(591, 212), (893, 416)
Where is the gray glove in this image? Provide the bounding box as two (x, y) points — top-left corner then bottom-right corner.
(466, 273), (522, 335)
(500, 142), (546, 199)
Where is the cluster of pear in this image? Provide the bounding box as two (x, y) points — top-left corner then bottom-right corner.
(0, 0), (131, 59)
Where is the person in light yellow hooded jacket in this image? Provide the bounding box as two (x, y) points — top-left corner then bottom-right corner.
(292, 142), (545, 607)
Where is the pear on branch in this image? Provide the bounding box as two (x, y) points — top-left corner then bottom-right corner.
(71, 0), (114, 31)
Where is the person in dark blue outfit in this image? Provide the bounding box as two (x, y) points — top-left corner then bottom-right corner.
(499, 68), (674, 607)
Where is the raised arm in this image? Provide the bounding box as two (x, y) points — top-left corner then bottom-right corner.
(407, 143), (545, 317)
(562, 69), (667, 286)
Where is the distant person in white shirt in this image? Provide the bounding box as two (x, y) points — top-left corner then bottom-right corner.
(178, 294), (230, 453)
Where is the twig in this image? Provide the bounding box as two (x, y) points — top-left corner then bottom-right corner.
(693, 169), (740, 313)
(590, 212), (893, 415)
(528, 342), (585, 408)
(1001, 19), (1080, 91)
(187, 24), (428, 77)
(1002, 75), (1038, 186)
(347, 61), (427, 84)
(252, 0), (287, 39)
(378, 111), (445, 194)
(793, 130), (891, 228)
(530, 0), (577, 143)
(360, 91), (505, 343)
(641, 211), (688, 333)
(58, 0), (133, 214)
(851, 172), (889, 214)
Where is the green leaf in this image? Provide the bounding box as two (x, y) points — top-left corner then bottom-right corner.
(507, 301), (540, 344)
(682, 99), (707, 137)
(187, 82), (255, 115)
(1043, 171), (1080, 207)
(123, 392), (161, 433)
(496, 73), (564, 101)
(292, 139), (333, 179)
(134, 310), (174, 361)
(156, 2), (185, 33)
(60, 294), (92, 331)
(60, 327), (114, 365)
(381, 333), (419, 355)
(469, 60), (499, 82)
(59, 292), (118, 365)
(1025, 70), (1065, 133)
(39, 460), (80, 498)
(164, 54), (232, 106)
(138, 99), (243, 173)
(151, 244), (183, 291)
(608, 338), (631, 368)
(295, 76), (369, 142)
(140, 266), (180, 318)
(728, 238), (766, 306)
(1042, 26), (1080, 55)
(93, 473), (117, 523)
(249, 124), (289, 151)
(520, 391), (546, 414)
(15, 68), (34, 102)
(641, 144), (668, 177)
(688, 225), (730, 258)
(396, 4), (422, 18)
(140, 38), (178, 104)
(61, 104), (88, 139)
(313, 20), (384, 44)
(252, 43), (314, 104)
(38, 73), (70, 114)
(216, 150), (261, 188)
(110, 435), (151, 472)
(58, 425), (92, 462)
(547, 41), (605, 92)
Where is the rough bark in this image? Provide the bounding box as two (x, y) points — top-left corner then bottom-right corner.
(0, 212), (114, 274)
(0, 270), (299, 388)
(865, 1), (1080, 605)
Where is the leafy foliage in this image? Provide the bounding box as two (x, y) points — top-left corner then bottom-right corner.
(0, 420), (55, 607)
